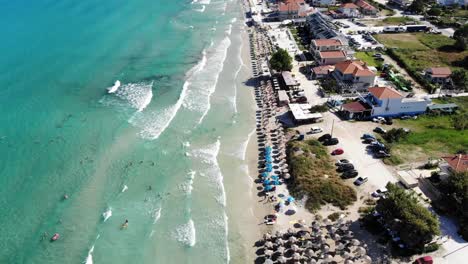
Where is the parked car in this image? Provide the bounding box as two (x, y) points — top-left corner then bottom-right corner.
(374, 127), (387, 134)
(400, 115), (411, 120)
(385, 117), (393, 125)
(372, 188), (388, 198)
(318, 133), (331, 142)
(363, 137), (377, 144)
(342, 170), (359, 179)
(413, 256), (433, 264)
(354, 176), (368, 186)
(337, 163), (355, 172)
(310, 127), (323, 134)
(372, 117), (385, 123)
(361, 133), (375, 139)
(375, 150), (391, 158)
(323, 138), (339, 146)
(372, 53), (382, 58)
(331, 148), (344, 155)
(335, 159), (352, 166)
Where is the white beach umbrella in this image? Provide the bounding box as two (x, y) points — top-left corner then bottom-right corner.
(342, 251), (351, 259)
(344, 260), (354, 264)
(276, 238), (285, 246)
(333, 234), (341, 241)
(264, 249), (274, 257)
(350, 239), (360, 246)
(264, 233), (272, 240)
(292, 252), (301, 260)
(355, 246), (366, 256)
(264, 241), (274, 249)
(305, 241), (314, 248)
(323, 254), (333, 263)
(264, 259), (274, 264)
(277, 246), (286, 254)
(362, 255), (372, 264)
(305, 249), (315, 258)
(307, 259), (317, 264)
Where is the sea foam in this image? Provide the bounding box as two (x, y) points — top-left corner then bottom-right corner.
(174, 219), (196, 247)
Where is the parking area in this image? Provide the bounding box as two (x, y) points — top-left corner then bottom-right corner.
(293, 112), (398, 196)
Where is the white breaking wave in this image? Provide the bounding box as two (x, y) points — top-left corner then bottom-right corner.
(107, 80), (121, 94)
(102, 208), (112, 222)
(224, 212), (230, 263)
(182, 37), (231, 125)
(226, 24), (232, 35)
(153, 207), (161, 224)
(174, 219), (196, 247)
(115, 82), (153, 112)
(128, 50), (208, 140)
(199, 0), (211, 4)
(191, 140), (226, 206)
(121, 185), (128, 193)
(84, 246), (94, 264)
(241, 128), (256, 161)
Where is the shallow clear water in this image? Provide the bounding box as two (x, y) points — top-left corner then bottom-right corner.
(0, 0), (256, 263)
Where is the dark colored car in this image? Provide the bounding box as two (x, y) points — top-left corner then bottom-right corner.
(323, 138), (339, 146)
(335, 159), (351, 166)
(375, 150), (391, 158)
(385, 117), (393, 125)
(318, 134), (332, 142)
(337, 163), (355, 172)
(342, 170), (358, 179)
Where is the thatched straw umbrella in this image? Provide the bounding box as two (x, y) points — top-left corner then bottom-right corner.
(344, 260), (354, 264)
(287, 228), (294, 235)
(323, 254), (333, 263)
(291, 244), (300, 252)
(307, 259), (317, 264)
(277, 256), (287, 263)
(323, 219), (332, 226)
(263, 259), (274, 264)
(275, 230), (283, 237)
(350, 239), (360, 246)
(305, 249), (315, 258)
(289, 236), (298, 244)
(333, 234), (341, 241)
(283, 173), (291, 179)
(322, 245), (330, 253)
(305, 241), (314, 248)
(264, 233), (272, 241)
(355, 246), (366, 256)
(277, 246), (286, 255)
(341, 251), (351, 259)
(292, 252), (301, 261)
(264, 249), (274, 257)
(264, 241), (274, 249)
(336, 242), (345, 251)
(362, 255), (372, 264)
(276, 238), (285, 246)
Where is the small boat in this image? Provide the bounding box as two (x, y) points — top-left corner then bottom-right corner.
(51, 233), (60, 241)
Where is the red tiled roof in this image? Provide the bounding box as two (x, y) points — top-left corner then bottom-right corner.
(313, 39), (342, 46)
(278, 0), (305, 12)
(319, 50), (347, 59)
(442, 154), (468, 173)
(340, 3), (359, 9)
(427, 67), (452, 78)
(334, 60), (375, 77)
(342, 101), (371, 112)
(368, 86), (403, 99)
(312, 65), (335, 75)
(355, 0), (377, 11)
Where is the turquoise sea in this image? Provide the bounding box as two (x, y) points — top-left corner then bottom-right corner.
(0, 0), (258, 263)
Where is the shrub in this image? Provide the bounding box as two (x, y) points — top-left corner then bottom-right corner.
(423, 242), (440, 253)
(328, 212), (341, 222)
(309, 103), (329, 113)
(382, 128), (409, 143)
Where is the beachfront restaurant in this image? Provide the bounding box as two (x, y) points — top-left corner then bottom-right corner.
(280, 71), (300, 90)
(289, 103), (323, 124)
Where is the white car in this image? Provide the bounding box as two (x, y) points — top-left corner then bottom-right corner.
(372, 188), (388, 198)
(310, 127), (323, 134)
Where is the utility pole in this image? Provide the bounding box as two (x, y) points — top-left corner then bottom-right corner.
(331, 119), (335, 138)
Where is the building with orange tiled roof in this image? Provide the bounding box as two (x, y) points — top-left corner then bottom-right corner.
(317, 50), (348, 65)
(332, 60), (376, 91)
(355, 0), (378, 15)
(339, 3), (360, 17)
(424, 67), (452, 84)
(277, 0), (314, 20)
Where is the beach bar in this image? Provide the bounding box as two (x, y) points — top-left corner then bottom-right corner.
(289, 103), (323, 124)
(280, 71), (300, 90)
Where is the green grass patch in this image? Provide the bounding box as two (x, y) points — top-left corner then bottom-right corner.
(354, 51), (383, 68)
(376, 16), (417, 26)
(375, 33), (468, 91)
(287, 139), (357, 211)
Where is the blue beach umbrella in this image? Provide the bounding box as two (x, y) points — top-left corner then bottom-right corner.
(287, 196), (295, 203)
(271, 175), (279, 180)
(261, 172), (269, 178)
(263, 179), (271, 185)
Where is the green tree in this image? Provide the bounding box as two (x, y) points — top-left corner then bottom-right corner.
(382, 128), (409, 143)
(269, 48), (293, 72)
(376, 183), (440, 250)
(443, 172), (468, 239)
(451, 69), (468, 91)
(408, 0), (426, 14)
(454, 24), (468, 51)
(427, 7), (442, 16)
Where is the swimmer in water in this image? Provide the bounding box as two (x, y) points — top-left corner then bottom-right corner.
(147, 185), (152, 191)
(121, 219), (128, 229)
(63, 194), (69, 200)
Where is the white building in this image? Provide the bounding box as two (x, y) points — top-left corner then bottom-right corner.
(341, 86), (432, 119)
(339, 3), (361, 18)
(332, 60), (376, 92)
